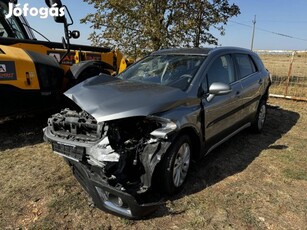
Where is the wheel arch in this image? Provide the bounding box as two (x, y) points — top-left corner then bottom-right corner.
(69, 60), (114, 79)
(64, 60), (115, 89)
(262, 85), (270, 102)
(174, 126), (202, 160)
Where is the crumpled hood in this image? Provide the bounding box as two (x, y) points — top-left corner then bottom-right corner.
(64, 75), (189, 122)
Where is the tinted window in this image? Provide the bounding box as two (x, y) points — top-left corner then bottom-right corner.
(207, 55), (235, 86)
(234, 54), (257, 79)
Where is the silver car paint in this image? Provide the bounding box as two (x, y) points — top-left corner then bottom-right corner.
(203, 80), (244, 141)
(65, 75), (192, 123)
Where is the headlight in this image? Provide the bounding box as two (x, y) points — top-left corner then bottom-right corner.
(147, 116), (177, 139)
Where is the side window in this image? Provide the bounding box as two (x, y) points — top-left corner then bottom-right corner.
(234, 54), (257, 79)
(0, 2), (26, 39)
(207, 55), (235, 87)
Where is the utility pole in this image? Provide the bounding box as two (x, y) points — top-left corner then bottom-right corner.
(251, 15), (256, 50)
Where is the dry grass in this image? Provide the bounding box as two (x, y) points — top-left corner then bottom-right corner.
(0, 98), (306, 229)
(257, 51), (307, 98)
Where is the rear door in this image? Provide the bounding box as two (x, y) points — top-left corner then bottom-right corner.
(233, 53), (263, 121)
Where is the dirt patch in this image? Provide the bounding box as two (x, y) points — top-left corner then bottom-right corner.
(0, 98), (306, 229)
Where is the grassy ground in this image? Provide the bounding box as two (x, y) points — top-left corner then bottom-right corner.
(258, 52), (307, 98)
(0, 98), (306, 229)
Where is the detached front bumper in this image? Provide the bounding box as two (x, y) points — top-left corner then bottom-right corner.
(66, 159), (161, 219)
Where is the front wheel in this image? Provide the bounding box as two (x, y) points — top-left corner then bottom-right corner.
(251, 100), (267, 133)
(158, 135), (192, 195)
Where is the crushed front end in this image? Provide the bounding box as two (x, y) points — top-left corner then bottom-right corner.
(43, 108), (174, 218)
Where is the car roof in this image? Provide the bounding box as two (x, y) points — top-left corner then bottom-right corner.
(151, 46), (253, 56)
(152, 48), (212, 55)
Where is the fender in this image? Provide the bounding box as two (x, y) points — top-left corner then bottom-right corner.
(69, 60), (115, 80)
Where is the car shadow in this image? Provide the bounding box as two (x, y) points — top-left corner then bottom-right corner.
(150, 104), (300, 218)
(0, 99), (75, 151)
(0, 111), (55, 151)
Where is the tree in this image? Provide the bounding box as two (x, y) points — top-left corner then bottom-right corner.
(81, 0), (240, 58)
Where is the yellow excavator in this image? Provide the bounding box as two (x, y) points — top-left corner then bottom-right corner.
(0, 0), (128, 116)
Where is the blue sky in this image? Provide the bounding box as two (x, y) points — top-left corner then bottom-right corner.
(20, 0), (307, 51)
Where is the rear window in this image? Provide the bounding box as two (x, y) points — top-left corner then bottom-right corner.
(234, 54), (257, 79)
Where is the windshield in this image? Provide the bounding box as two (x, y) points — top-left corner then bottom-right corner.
(118, 54), (206, 91)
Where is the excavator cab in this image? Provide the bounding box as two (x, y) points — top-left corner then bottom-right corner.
(0, 0), (35, 39)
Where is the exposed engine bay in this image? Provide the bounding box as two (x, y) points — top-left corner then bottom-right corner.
(46, 108), (173, 196)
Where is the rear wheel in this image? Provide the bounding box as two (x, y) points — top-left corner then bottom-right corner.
(158, 135), (191, 195)
(251, 100), (267, 133)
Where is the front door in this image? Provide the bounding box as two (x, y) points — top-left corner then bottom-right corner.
(201, 54), (243, 144)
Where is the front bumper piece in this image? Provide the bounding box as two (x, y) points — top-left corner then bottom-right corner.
(66, 159), (161, 219)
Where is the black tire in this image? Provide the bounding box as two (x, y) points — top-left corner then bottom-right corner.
(251, 100), (267, 133)
(158, 135), (192, 195)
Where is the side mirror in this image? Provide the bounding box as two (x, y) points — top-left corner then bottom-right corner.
(45, 0), (65, 23)
(206, 82), (232, 102)
(208, 82), (232, 95)
(45, 0), (77, 63)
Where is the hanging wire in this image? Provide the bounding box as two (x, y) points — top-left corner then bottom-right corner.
(229, 20), (307, 42)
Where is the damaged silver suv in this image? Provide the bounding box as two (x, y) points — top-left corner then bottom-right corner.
(44, 47), (271, 218)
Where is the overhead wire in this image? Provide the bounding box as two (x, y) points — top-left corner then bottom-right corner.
(229, 20), (307, 42)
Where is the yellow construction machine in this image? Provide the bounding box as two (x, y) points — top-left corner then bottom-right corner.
(0, 0), (128, 115)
